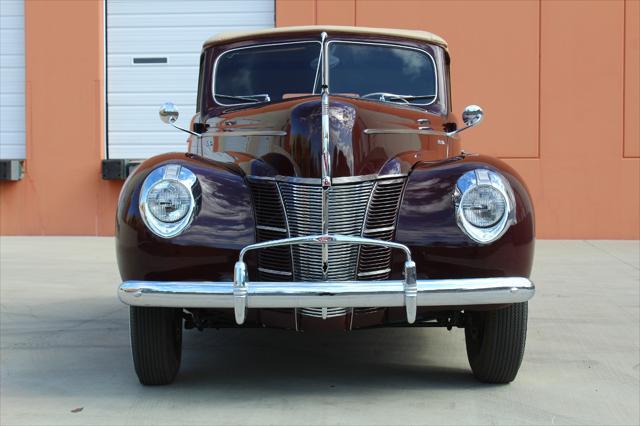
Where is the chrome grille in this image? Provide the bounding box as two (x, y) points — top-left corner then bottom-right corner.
(359, 178), (406, 280)
(248, 176), (406, 318)
(279, 180), (375, 281)
(247, 180), (292, 281)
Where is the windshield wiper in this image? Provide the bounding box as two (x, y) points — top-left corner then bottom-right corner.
(361, 92), (436, 104)
(383, 94), (436, 104)
(214, 94), (271, 104)
(389, 94), (435, 101)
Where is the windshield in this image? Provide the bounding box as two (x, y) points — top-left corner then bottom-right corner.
(327, 42), (437, 106)
(213, 42), (321, 106)
(212, 40), (437, 106)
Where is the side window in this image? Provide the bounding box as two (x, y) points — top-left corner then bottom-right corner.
(445, 53), (452, 112)
(196, 53), (204, 112)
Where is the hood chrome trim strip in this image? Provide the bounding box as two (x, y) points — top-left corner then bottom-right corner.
(246, 173), (408, 185)
(320, 31), (331, 279)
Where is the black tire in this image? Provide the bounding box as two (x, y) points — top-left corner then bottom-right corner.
(464, 302), (528, 384)
(130, 306), (182, 385)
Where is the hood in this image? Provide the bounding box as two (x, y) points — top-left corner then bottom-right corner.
(201, 96), (453, 179)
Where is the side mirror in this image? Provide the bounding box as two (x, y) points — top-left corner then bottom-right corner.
(159, 102), (179, 124)
(158, 102), (200, 137)
(462, 105), (484, 126)
(447, 104), (484, 137)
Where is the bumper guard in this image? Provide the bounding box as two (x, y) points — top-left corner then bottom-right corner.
(118, 234), (535, 325)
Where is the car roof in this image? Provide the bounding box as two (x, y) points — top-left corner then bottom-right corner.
(203, 25), (448, 50)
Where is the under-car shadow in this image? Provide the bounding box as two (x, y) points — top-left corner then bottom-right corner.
(175, 327), (481, 393)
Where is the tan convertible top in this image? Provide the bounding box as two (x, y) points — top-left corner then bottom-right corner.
(203, 25), (447, 50)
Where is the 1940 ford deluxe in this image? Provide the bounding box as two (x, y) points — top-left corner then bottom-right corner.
(116, 26), (535, 385)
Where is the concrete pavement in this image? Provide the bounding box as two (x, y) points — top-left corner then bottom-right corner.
(0, 237), (638, 425)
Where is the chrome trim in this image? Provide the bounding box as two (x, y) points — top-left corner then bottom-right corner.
(300, 307), (348, 319)
(212, 40), (323, 107)
(320, 88), (331, 279)
(326, 40), (438, 106)
(363, 225), (395, 234)
(119, 277), (535, 313)
(247, 173), (408, 185)
(139, 165), (199, 239)
(206, 130), (287, 137)
(320, 33), (331, 281)
(364, 128), (456, 139)
(255, 225), (287, 233)
(453, 169), (516, 244)
(357, 268), (391, 277)
(248, 175), (322, 185)
(258, 267), (292, 277)
(239, 234), (412, 263)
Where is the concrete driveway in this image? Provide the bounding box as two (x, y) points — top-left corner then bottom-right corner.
(1, 237), (638, 425)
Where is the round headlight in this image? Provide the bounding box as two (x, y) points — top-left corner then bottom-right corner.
(454, 169), (515, 244)
(139, 164), (199, 238)
(147, 180), (191, 223)
(461, 185), (506, 228)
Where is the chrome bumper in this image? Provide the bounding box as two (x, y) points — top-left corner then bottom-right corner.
(117, 234), (535, 325)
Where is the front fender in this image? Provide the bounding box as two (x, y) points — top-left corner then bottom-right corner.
(395, 155), (535, 279)
(116, 152), (255, 281)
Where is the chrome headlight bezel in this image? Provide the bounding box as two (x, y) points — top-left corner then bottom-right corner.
(453, 169), (516, 244)
(139, 164), (199, 238)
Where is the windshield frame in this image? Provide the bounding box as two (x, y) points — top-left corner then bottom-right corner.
(326, 40), (438, 106)
(211, 40), (323, 107)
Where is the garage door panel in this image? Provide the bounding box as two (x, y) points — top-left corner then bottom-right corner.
(108, 145), (192, 160)
(108, 67), (199, 92)
(108, 53), (199, 67)
(0, 93), (24, 107)
(108, 133), (190, 147)
(0, 143), (24, 160)
(107, 0), (274, 16)
(0, 53), (23, 69)
(106, 0), (275, 159)
(0, 67), (24, 89)
(0, 0), (24, 160)
(0, 106), (24, 131)
(109, 12), (273, 28)
(108, 92), (195, 107)
(1, 14), (22, 29)
(0, 29), (23, 55)
(0, 0), (22, 14)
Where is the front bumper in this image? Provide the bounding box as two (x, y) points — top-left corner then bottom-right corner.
(117, 234), (535, 325)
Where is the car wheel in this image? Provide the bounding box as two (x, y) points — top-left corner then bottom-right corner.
(464, 302), (528, 384)
(130, 306), (182, 385)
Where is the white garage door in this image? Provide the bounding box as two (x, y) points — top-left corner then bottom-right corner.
(0, 0), (25, 160)
(106, 0), (275, 159)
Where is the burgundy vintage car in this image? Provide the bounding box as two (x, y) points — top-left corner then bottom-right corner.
(116, 26), (535, 385)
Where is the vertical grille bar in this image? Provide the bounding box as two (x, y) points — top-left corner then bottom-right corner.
(247, 179), (292, 281)
(358, 178), (407, 280)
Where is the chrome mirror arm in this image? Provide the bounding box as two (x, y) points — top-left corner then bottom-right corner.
(446, 123), (475, 138)
(170, 123), (201, 137)
(446, 104), (484, 138)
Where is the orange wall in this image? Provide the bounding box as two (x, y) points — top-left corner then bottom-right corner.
(0, 0), (638, 238)
(0, 0), (120, 235)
